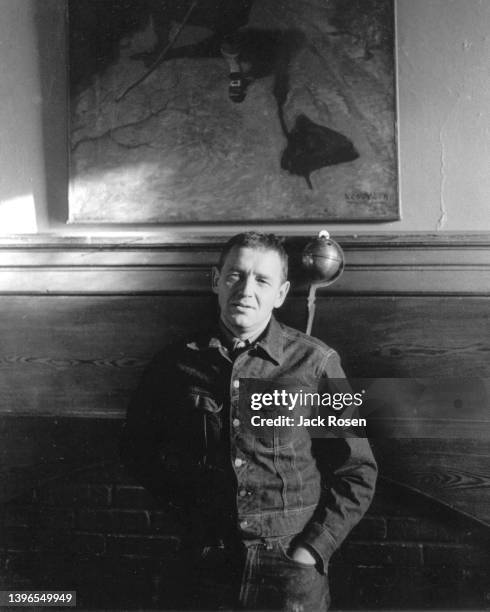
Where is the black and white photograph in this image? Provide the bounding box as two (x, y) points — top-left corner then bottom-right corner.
(0, 0), (489, 610)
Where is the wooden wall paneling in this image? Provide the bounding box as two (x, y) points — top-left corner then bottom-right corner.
(0, 236), (488, 295)
(0, 235), (488, 525)
(0, 296), (217, 416)
(377, 440), (490, 526)
(303, 296), (490, 377)
(0, 295), (488, 417)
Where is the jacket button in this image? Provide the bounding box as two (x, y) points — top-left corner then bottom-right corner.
(233, 418), (240, 427)
(234, 458), (244, 467)
(239, 489), (247, 497)
(233, 379), (240, 389)
(240, 520), (248, 529)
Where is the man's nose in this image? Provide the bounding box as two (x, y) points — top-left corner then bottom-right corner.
(237, 275), (254, 295)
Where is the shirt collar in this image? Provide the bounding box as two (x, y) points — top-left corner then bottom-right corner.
(186, 314), (284, 365)
(218, 318), (267, 350)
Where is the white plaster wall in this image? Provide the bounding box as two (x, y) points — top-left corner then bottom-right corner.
(394, 0), (490, 232)
(0, 0), (45, 232)
(0, 0), (488, 235)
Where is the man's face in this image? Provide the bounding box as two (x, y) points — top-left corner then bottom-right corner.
(212, 246), (290, 337)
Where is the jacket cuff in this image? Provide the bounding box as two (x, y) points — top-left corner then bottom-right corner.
(298, 522), (337, 573)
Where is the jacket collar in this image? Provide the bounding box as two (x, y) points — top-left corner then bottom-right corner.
(255, 315), (283, 365)
(186, 314), (284, 365)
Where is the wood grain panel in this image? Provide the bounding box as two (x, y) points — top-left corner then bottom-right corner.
(377, 440), (490, 526)
(284, 296), (490, 377)
(0, 295), (217, 416)
(0, 295), (488, 416)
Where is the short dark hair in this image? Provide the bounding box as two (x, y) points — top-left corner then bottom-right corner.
(218, 232), (289, 281)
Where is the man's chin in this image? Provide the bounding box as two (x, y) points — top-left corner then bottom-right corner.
(223, 313), (257, 334)
(229, 313), (254, 328)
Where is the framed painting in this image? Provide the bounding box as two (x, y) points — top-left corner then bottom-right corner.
(68, 0), (399, 224)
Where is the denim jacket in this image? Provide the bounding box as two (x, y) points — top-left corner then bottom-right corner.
(121, 316), (377, 567)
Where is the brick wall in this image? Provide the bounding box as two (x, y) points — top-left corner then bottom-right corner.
(0, 417), (489, 610)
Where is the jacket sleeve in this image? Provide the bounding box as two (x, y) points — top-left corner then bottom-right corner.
(298, 349), (378, 569)
(120, 350), (194, 506)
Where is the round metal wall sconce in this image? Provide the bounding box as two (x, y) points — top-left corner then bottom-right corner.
(302, 230), (345, 335)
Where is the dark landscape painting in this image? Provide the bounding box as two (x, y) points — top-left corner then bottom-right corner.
(68, 0), (398, 223)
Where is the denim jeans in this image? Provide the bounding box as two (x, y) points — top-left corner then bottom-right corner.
(185, 536), (330, 611)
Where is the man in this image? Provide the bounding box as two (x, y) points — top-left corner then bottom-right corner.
(122, 232), (377, 611)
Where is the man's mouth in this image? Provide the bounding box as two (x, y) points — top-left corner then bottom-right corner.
(231, 302), (254, 310)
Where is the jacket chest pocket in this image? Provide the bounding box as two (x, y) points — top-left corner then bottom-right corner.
(187, 392), (223, 464)
(251, 402), (298, 450)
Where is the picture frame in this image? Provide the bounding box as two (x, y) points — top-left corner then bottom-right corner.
(68, 0), (399, 225)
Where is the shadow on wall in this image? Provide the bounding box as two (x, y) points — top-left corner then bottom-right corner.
(34, 0), (69, 228)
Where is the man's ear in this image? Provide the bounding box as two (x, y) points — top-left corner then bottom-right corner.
(274, 280), (291, 308)
(211, 266), (220, 294)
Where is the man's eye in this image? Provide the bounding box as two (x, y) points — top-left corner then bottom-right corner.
(227, 273), (240, 280)
(257, 278), (269, 285)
